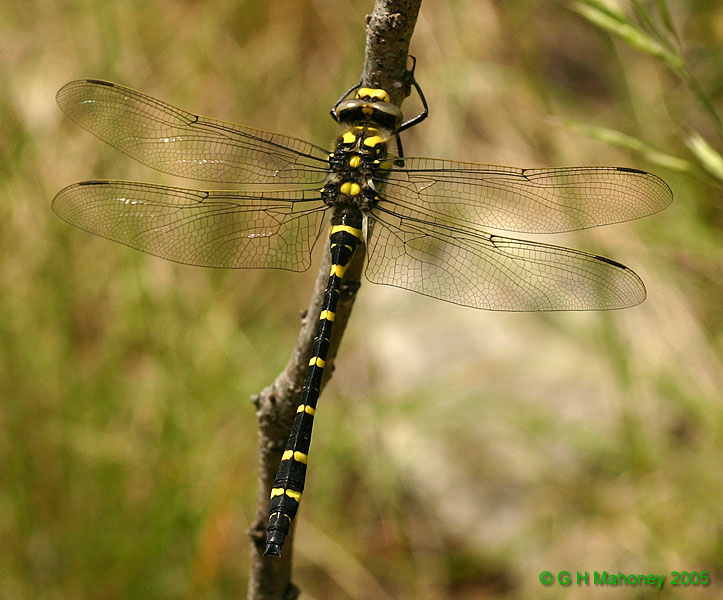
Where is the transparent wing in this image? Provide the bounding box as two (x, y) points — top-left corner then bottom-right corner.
(53, 180), (327, 270)
(56, 79), (330, 185)
(365, 207), (646, 311)
(376, 159), (672, 234)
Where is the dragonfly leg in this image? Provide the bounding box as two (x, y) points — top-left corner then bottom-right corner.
(330, 80), (363, 123)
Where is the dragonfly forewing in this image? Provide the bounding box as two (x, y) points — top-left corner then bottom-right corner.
(377, 160), (672, 234)
(56, 79), (331, 186)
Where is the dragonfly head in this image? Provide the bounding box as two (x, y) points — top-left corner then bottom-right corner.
(333, 87), (403, 132)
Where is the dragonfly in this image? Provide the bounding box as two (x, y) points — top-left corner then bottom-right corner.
(53, 74), (672, 557)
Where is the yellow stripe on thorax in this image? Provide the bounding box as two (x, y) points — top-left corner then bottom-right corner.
(363, 135), (384, 147)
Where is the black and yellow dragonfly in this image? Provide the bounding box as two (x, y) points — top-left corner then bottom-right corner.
(53, 76), (671, 557)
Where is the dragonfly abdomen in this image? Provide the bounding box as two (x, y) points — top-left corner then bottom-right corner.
(264, 206), (363, 557)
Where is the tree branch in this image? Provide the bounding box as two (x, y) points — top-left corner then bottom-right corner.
(247, 1), (422, 598)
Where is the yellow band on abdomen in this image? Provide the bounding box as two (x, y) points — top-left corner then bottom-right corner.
(330, 263), (347, 278)
(330, 225), (363, 241)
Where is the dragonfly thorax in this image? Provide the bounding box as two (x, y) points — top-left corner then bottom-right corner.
(325, 123), (392, 211)
(330, 124), (393, 171)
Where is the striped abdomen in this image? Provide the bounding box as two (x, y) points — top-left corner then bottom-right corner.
(264, 208), (363, 557)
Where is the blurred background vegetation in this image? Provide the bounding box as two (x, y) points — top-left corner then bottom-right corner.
(0, 0), (720, 598)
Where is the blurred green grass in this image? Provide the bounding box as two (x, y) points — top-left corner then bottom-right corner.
(0, 1), (721, 599)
